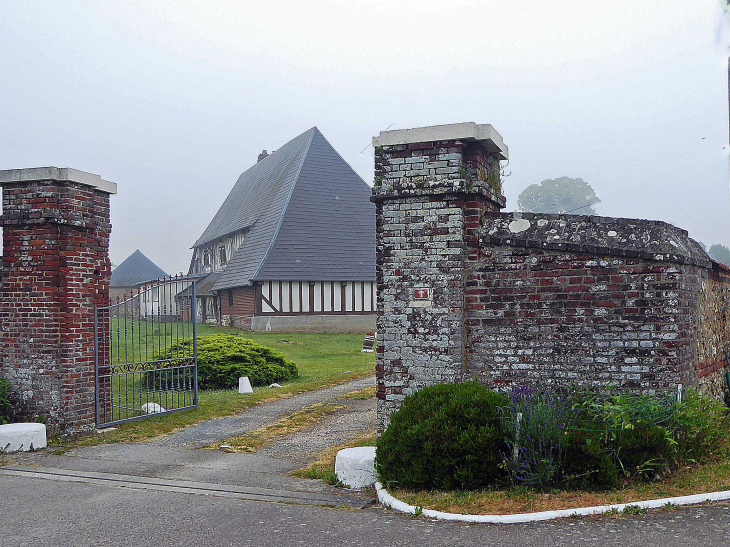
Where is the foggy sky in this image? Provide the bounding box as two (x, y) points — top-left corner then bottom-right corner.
(1, 0), (729, 274)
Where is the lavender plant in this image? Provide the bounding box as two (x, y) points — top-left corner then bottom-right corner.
(502, 385), (573, 488)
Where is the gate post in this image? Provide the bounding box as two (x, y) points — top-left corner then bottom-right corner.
(370, 123), (508, 432)
(0, 167), (116, 435)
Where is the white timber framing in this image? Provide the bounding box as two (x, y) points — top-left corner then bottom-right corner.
(257, 280), (376, 316)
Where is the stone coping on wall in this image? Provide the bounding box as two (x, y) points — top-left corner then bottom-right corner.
(480, 212), (711, 269)
(0, 166), (117, 195)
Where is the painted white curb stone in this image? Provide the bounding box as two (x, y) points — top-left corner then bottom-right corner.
(375, 482), (730, 524)
(335, 447), (377, 488)
(0, 423), (47, 453)
(238, 376), (253, 394)
(140, 403), (165, 414)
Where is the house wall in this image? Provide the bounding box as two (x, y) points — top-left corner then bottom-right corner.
(259, 280), (376, 315)
(220, 286), (256, 329)
(251, 314), (376, 333)
(196, 295), (219, 323)
(191, 229), (247, 275)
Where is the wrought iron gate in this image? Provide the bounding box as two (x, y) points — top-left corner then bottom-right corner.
(95, 276), (198, 427)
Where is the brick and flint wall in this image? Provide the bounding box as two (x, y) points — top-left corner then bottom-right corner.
(372, 123), (730, 432)
(469, 213), (709, 395)
(371, 123), (508, 431)
(0, 168), (115, 435)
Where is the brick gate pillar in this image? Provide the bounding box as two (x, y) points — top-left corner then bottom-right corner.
(0, 167), (116, 435)
(371, 123), (508, 432)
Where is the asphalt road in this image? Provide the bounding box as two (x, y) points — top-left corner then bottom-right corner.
(3, 473), (730, 547)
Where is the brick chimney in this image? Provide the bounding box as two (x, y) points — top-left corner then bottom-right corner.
(257, 150), (269, 162)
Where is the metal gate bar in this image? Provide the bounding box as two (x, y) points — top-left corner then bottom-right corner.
(95, 276), (198, 428)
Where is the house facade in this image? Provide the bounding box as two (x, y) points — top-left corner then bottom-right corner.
(188, 127), (376, 332)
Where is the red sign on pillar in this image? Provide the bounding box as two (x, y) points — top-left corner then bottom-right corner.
(413, 288), (431, 300)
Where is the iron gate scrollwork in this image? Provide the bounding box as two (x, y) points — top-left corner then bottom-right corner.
(95, 276), (198, 427)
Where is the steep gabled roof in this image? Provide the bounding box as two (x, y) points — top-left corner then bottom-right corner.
(111, 249), (168, 287)
(193, 128), (314, 248)
(252, 128), (375, 282)
(195, 127), (375, 291)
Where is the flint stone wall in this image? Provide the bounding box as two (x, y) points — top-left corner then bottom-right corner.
(695, 263), (730, 402)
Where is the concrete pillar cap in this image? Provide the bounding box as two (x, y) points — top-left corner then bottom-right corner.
(372, 122), (508, 160)
(0, 167), (117, 194)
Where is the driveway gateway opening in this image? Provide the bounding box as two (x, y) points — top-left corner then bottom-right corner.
(95, 277), (198, 427)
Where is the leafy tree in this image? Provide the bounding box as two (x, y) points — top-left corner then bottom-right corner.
(518, 176), (600, 215)
(708, 244), (730, 266)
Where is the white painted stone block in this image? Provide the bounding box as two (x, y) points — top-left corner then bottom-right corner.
(335, 446), (377, 489)
(239, 376), (253, 394)
(140, 403), (165, 414)
(0, 423), (47, 453)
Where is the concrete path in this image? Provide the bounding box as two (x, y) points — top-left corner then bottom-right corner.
(3, 472), (730, 547)
(4, 373), (730, 545)
(3, 375), (377, 509)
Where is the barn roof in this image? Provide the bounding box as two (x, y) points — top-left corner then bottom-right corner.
(194, 127), (375, 291)
(111, 249), (168, 288)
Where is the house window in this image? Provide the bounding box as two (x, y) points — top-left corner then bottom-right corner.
(228, 289), (234, 307)
(219, 246), (227, 265)
(203, 251), (210, 267)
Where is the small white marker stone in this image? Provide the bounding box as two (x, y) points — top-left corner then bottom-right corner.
(269, 383), (282, 388)
(0, 423), (47, 453)
(335, 447), (377, 489)
(140, 403), (165, 414)
(239, 376), (253, 394)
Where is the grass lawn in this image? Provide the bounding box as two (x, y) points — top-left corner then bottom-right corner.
(51, 328), (374, 450)
(390, 456), (730, 516)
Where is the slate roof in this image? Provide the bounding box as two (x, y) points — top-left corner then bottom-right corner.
(193, 127), (375, 291)
(177, 271), (222, 298)
(111, 249), (168, 288)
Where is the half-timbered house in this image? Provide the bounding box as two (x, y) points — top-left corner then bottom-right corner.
(188, 127), (376, 332)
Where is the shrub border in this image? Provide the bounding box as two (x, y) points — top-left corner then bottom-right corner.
(374, 482), (730, 524)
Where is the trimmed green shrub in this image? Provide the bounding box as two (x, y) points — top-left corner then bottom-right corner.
(155, 334), (298, 390)
(377, 382), (728, 493)
(545, 388), (727, 489)
(0, 377), (14, 425)
(376, 382), (508, 490)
